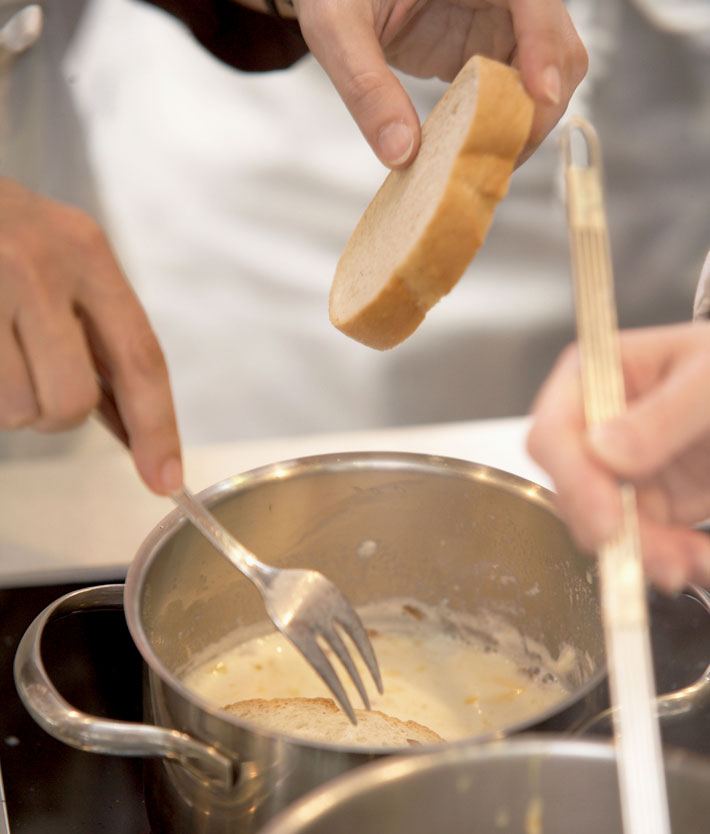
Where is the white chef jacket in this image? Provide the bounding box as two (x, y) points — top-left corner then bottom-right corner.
(2, 0), (709, 456)
(0, 0), (111, 460)
(1, 0), (98, 211)
(64, 0), (710, 445)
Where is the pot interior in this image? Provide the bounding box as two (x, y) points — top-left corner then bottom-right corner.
(130, 453), (603, 731)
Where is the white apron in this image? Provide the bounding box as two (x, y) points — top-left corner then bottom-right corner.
(8, 0), (710, 448)
(66, 0), (710, 444)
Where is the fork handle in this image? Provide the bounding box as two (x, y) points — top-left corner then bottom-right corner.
(170, 487), (276, 586)
(94, 377), (275, 588)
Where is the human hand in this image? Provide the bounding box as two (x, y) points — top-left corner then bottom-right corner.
(0, 178), (182, 495)
(296, 0), (587, 167)
(527, 323), (710, 593)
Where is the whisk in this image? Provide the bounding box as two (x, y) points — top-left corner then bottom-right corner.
(561, 116), (671, 834)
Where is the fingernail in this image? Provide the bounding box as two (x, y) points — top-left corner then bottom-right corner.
(541, 65), (561, 105)
(377, 121), (414, 167)
(161, 457), (183, 494)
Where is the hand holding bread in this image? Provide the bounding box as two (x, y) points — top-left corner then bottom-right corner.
(297, 0), (587, 168)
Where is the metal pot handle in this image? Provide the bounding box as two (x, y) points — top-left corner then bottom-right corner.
(576, 584), (710, 735)
(654, 584), (710, 721)
(14, 584), (238, 790)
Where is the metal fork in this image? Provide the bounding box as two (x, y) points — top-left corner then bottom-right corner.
(96, 382), (383, 724)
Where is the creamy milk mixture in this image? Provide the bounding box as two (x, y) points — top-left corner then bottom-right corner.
(183, 599), (570, 741)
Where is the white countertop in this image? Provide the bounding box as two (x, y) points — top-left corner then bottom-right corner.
(0, 416), (546, 588)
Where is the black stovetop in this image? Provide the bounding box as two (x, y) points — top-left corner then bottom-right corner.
(0, 580), (708, 833)
(0, 581), (148, 833)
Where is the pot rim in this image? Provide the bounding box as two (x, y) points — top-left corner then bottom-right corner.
(124, 450), (607, 755)
(258, 735), (710, 834)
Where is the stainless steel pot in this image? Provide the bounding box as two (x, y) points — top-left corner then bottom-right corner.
(13, 452), (709, 833)
(258, 736), (710, 834)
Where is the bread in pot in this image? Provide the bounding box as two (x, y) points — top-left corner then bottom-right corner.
(224, 696), (444, 748)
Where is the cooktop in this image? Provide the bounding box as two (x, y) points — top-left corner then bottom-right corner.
(0, 580), (708, 834)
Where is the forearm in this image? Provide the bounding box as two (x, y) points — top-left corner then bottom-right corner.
(140, 0), (307, 72)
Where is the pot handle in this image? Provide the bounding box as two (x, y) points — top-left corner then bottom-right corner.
(576, 583), (710, 735)
(14, 584), (238, 791)
(654, 584), (710, 721)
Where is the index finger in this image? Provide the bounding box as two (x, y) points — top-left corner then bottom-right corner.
(77, 239), (183, 496)
(299, 0), (421, 168)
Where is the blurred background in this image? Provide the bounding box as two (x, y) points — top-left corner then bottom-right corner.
(3, 0), (710, 454)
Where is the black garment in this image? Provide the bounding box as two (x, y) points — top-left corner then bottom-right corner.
(140, 0), (308, 71)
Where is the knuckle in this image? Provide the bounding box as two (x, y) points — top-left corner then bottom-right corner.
(120, 326), (168, 383)
(75, 377), (102, 416)
(57, 205), (110, 259)
(0, 239), (60, 311)
(343, 70), (390, 116)
(75, 216), (109, 258)
(0, 401), (39, 429)
(298, 1), (336, 39)
(526, 415), (557, 466)
(41, 411), (86, 432)
(9, 266), (53, 314)
(569, 37), (589, 84)
(525, 422), (544, 461)
(44, 378), (100, 430)
(19, 268), (50, 308)
(612, 418), (655, 478)
(0, 239), (32, 286)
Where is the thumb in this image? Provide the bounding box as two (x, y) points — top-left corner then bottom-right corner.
(300, 6), (420, 168)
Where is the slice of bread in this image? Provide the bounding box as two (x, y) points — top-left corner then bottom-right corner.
(329, 55), (534, 350)
(223, 696), (444, 748)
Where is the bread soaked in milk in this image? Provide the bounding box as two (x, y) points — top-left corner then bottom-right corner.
(184, 599), (571, 743)
(223, 697), (445, 747)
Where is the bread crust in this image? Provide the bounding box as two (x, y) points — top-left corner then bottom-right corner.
(329, 56), (534, 350)
(223, 696), (443, 746)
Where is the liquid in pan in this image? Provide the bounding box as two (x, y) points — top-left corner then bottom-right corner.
(184, 598), (574, 747)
